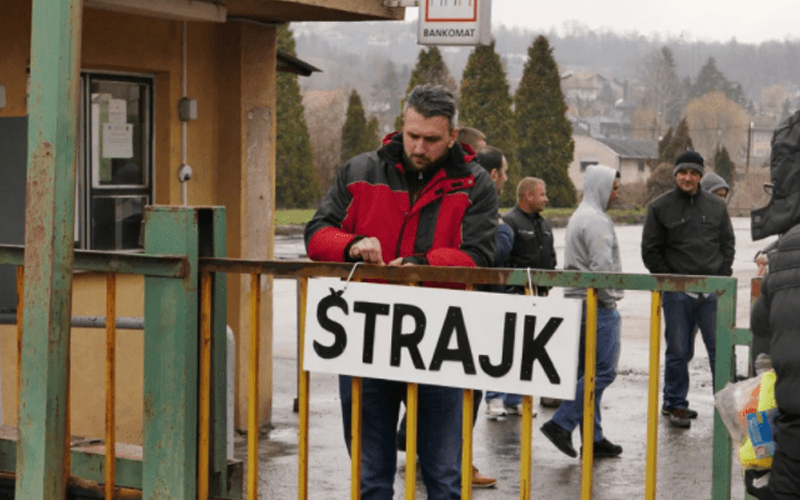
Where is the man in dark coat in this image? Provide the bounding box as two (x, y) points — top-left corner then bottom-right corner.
(641, 150), (735, 428)
(749, 109), (800, 499)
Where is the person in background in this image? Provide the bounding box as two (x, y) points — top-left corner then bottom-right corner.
(305, 84), (498, 499)
(540, 165), (624, 459)
(641, 150), (735, 429)
(456, 126), (486, 154)
(699, 171), (730, 200)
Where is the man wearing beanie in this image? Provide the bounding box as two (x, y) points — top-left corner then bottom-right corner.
(641, 150), (735, 428)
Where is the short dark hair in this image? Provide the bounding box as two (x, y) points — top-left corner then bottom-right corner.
(475, 145), (504, 174)
(404, 84), (458, 129)
(457, 127), (485, 151)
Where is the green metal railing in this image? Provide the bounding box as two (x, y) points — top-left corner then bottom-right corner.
(198, 258), (748, 499)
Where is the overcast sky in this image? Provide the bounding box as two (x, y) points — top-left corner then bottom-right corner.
(405, 1), (798, 45)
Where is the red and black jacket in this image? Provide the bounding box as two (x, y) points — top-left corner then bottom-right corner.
(304, 133), (497, 268)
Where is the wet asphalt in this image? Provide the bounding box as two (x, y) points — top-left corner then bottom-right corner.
(240, 219), (768, 499)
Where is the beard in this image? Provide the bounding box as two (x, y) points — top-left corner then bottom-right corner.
(403, 148), (450, 173)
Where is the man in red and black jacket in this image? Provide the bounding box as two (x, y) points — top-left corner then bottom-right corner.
(305, 84), (497, 500)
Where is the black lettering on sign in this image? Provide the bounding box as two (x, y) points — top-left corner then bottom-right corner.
(520, 316), (563, 383)
(353, 301), (390, 364)
(478, 312), (517, 377)
(314, 288), (348, 359)
(429, 306), (476, 374)
(390, 303), (426, 369)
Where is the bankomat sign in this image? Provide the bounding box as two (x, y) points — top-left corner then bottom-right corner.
(304, 278), (582, 400)
(418, 0), (493, 46)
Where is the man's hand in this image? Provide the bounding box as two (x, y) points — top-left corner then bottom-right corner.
(349, 237), (384, 265)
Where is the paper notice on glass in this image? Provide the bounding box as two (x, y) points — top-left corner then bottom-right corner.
(102, 123), (133, 158)
(108, 98), (127, 123)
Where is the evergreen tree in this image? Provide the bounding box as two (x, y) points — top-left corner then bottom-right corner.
(691, 57), (750, 110)
(648, 117), (695, 204)
(365, 116), (381, 149)
(459, 41), (519, 206)
(514, 35), (576, 207)
(395, 46), (458, 130)
(658, 117), (693, 165)
(341, 89), (375, 162)
(713, 146), (736, 190)
(275, 24), (321, 208)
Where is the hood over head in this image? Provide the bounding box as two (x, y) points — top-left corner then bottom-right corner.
(700, 172), (729, 194)
(582, 164), (618, 211)
(752, 110), (800, 240)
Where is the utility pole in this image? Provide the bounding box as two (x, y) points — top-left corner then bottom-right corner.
(745, 121), (753, 174)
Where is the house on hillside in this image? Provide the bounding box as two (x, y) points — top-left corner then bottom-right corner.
(570, 135), (658, 190)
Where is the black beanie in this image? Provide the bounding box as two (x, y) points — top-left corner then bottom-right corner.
(674, 150), (704, 177)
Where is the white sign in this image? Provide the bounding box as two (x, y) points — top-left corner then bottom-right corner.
(418, 0), (492, 46)
(303, 278), (582, 399)
(102, 122), (133, 159)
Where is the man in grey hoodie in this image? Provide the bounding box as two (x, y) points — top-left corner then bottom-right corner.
(700, 171), (730, 200)
(540, 164), (624, 458)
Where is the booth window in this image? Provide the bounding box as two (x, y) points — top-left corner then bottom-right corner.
(79, 73), (153, 250)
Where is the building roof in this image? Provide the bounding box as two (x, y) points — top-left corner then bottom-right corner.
(594, 137), (658, 160)
(277, 50), (321, 77)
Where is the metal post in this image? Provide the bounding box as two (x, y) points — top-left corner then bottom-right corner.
(16, 0), (82, 498)
(143, 206), (200, 500)
(712, 281), (738, 499)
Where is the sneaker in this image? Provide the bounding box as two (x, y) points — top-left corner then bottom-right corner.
(486, 398), (507, 418)
(540, 397), (563, 408)
(661, 403), (697, 419)
(582, 437), (623, 458)
(471, 465), (497, 488)
(663, 407), (692, 428)
(540, 420), (577, 458)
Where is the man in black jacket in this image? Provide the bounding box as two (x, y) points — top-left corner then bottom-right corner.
(641, 150), (735, 428)
(749, 109), (800, 499)
(485, 177), (558, 416)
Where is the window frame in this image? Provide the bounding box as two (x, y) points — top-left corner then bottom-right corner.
(78, 71), (155, 251)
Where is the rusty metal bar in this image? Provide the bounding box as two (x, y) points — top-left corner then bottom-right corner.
(581, 288), (598, 499)
(199, 258), (736, 293)
(404, 382), (418, 500)
(0, 244), (188, 278)
(198, 271), (213, 500)
(247, 273), (260, 500)
(105, 274), (117, 500)
(17, 0), (82, 497)
(298, 277), (310, 500)
(645, 290), (662, 499)
(350, 377), (363, 500)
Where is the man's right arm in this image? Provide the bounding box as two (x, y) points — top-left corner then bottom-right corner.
(641, 205), (670, 274)
(304, 164), (358, 263)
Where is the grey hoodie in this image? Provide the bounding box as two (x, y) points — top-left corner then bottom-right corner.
(699, 172), (729, 195)
(563, 165), (624, 308)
